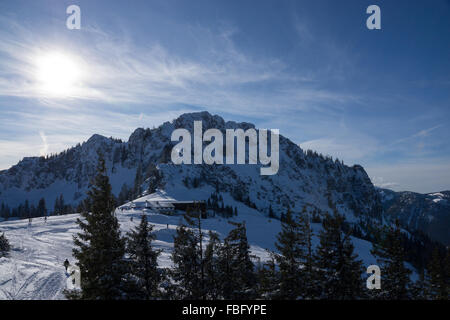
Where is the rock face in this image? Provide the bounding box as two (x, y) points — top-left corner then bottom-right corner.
(379, 189), (450, 245)
(0, 111), (382, 228)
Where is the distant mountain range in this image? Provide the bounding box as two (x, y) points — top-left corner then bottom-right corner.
(0, 111), (448, 246)
(379, 189), (450, 245)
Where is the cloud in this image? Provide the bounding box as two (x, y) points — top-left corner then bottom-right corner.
(366, 159), (450, 193)
(387, 124), (444, 157)
(392, 124), (442, 144)
(299, 129), (380, 165)
(370, 176), (399, 190)
(0, 13), (358, 116)
(39, 131), (48, 156)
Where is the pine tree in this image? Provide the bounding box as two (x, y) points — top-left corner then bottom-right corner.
(0, 232), (11, 257)
(69, 155), (127, 300)
(125, 214), (161, 299)
(297, 210), (317, 298)
(24, 200), (30, 218)
(411, 268), (429, 300)
(268, 205), (275, 219)
(427, 248), (446, 300)
(257, 253), (279, 299)
(217, 221), (256, 299)
(1, 203), (10, 221)
(133, 164), (143, 198)
(445, 249), (450, 299)
(315, 212), (365, 299)
(54, 194), (65, 215)
(338, 232), (366, 299)
(37, 198), (47, 217)
(371, 220), (411, 300)
(170, 204), (205, 299)
(146, 163), (161, 194)
(444, 248), (450, 300)
(203, 231), (221, 299)
(274, 208), (303, 299)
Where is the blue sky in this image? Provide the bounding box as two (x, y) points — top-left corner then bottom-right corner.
(0, 0), (449, 193)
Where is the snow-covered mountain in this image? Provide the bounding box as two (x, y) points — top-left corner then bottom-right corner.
(0, 111), (383, 230)
(0, 111), (431, 300)
(379, 188), (450, 245)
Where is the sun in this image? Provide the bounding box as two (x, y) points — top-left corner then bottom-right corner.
(35, 52), (82, 96)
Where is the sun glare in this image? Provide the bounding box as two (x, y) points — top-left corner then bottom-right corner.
(35, 52), (82, 96)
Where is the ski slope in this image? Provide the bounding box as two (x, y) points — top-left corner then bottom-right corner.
(0, 207), (379, 300)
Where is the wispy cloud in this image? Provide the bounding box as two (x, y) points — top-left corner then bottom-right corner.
(39, 131), (48, 156)
(370, 176), (399, 190)
(0, 13), (357, 114)
(366, 159), (450, 193)
(300, 136), (379, 164)
(391, 124), (442, 145)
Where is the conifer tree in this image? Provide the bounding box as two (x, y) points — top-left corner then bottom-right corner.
(268, 205), (275, 219)
(70, 155), (127, 300)
(125, 214), (161, 299)
(133, 164), (143, 198)
(203, 231), (221, 299)
(371, 220), (411, 300)
(411, 268), (429, 300)
(24, 200), (30, 218)
(315, 212), (365, 299)
(170, 204), (205, 299)
(257, 253), (279, 299)
(445, 249), (450, 299)
(427, 248), (447, 300)
(0, 232), (10, 257)
(54, 194), (65, 215)
(218, 221), (256, 299)
(338, 232), (366, 299)
(274, 208), (303, 299)
(37, 198), (47, 217)
(297, 209), (317, 298)
(146, 163), (161, 194)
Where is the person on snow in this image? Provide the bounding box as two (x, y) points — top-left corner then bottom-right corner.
(64, 259), (70, 272)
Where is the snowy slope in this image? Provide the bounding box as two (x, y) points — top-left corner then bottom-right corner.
(0, 202), (381, 300)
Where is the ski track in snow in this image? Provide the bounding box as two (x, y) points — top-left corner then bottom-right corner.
(0, 208), (380, 300)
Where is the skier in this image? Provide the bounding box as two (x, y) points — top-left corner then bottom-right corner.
(44, 216), (47, 223)
(64, 259), (70, 272)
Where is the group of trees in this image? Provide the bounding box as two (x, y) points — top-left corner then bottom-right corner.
(116, 163), (162, 207)
(53, 194), (75, 215)
(206, 192), (238, 218)
(169, 209), (256, 299)
(66, 156), (161, 299)
(0, 195), (76, 221)
(268, 208), (449, 300)
(66, 156), (258, 300)
(264, 208), (366, 299)
(0, 198), (49, 220)
(65, 156), (254, 299)
(64, 156), (448, 300)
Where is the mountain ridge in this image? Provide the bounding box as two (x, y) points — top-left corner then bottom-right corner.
(2, 111), (447, 246)
(0, 111), (381, 225)
(378, 188), (450, 245)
